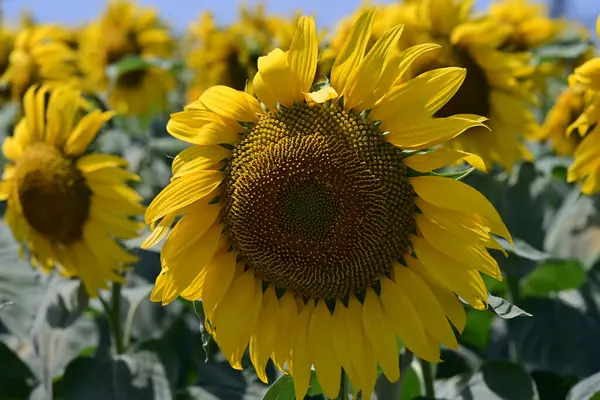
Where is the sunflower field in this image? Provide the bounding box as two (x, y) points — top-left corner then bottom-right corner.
(2, 0), (600, 399)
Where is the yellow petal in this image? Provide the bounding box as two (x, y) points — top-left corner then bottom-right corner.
(167, 111), (240, 145)
(2, 137), (22, 161)
(289, 304), (312, 400)
(406, 256), (467, 333)
(271, 293), (298, 371)
(65, 110), (115, 156)
(77, 154), (128, 173)
(404, 148), (487, 172)
(415, 214), (502, 280)
(201, 250), (237, 317)
(307, 302), (341, 399)
(304, 86), (338, 105)
(345, 297), (378, 396)
(380, 276), (441, 362)
(410, 175), (511, 242)
(287, 16), (318, 95)
(331, 304), (361, 390)
(171, 145), (229, 178)
(142, 214), (175, 249)
(200, 85), (263, 123)
(145, 170), (223, 224)
(345, 25), (404, 110)
(212, 270), (258, 368)
(411, 235), (487, 310)
(253, 48), (296, 109)
(394, 265), (458, 349)
(330, 9), (375, 95)
(385, 114), (488, 150)
(250, 286), (279, 384)
(362, 288), (400, 383)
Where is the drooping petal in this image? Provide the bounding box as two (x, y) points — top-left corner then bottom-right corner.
(410, 175), (511, 242)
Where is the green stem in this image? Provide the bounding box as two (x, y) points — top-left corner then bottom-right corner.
(337, 369), (348, 400)
(101, 282), (125, 354)
(419, 358), (435, 399)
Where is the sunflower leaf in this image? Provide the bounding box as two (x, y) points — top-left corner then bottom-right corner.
(566, 371), (600, 400)
(521, 260), (587, 297)
(263, 374), (295, 400)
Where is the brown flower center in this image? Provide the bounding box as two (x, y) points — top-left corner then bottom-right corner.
(15, 143), (91, 244)
(221, 103), (415, 299)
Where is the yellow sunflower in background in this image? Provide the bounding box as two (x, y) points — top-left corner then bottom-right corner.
(564, 17), (600, 195)
(1, 25), (81, 101)
(0, 85), (144, 295)
(488, 0), (563, 51)
(145, 11), (511, 399)
(79, 0), (173, 116)
(0, 27), (14, 101)
(541, 87), (587, 156)
(185, 3), (299, 102)
(395, 0), (540, 172)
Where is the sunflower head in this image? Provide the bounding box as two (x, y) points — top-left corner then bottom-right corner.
(541, 87), (587, 157)
(0, 85), (145, 295)
(145, 10), (511, 399)
(1, 25), (81, 101)
(394, 0), (539, 171)
(79, 0), (174, 116)
(563, 15), (600, 195)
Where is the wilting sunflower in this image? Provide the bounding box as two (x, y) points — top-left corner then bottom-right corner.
(79, 0), (173, 116)
(1, 25), (81, 101)
(389, 0), (539, 171)
(488, 0), (563, 51)
(564, 17), (600, 195)
(185, 4), (299, 102)
(145, 11), (511, 399)
(541, 87), (587, 156)
(0, 85), (144, 295)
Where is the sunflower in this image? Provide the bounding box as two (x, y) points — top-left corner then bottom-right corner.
(79, 0), (173, 116)
(488, 0), (563, 51)
(0, 25), (81, 101)
(144, 11), (511, 399)
(385, 0), (539, 172)
(564, 17), (600, 195)
(185, 4), (299, 103)
(541, 87), (587, 156)
(0, 85), (144, 295)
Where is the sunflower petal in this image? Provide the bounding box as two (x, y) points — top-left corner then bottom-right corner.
(199, 86), (264, 123)
(404, 148), (486, 172)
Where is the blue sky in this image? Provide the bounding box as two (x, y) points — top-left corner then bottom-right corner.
(2, 0), (598, 34)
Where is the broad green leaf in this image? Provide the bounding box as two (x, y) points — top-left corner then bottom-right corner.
(307, 370), (323, 396)
(521, 260), (586, 297)
(567, 371), (600, 400)
(263, 375), (295, 400)
(509, 297), (600, 377)
(436, 361), (537, 400)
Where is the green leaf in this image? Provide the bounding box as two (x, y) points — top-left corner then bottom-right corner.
(461, 310), (494, 352)
(0, 341), (36, 398)
(487, 294), (532, 318)
(521, 260), (586, 297)
(401, 366), (421, 400)
(263, 375), (295, 400)
(567, 371), (600, 400)
(436, 361), (537, 400)
(307, 370), (323, 396)
(509, 297), (600, 377)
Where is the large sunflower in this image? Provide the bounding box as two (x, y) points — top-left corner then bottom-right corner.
(185, 4), (299, 103)
(79, 0), (173, 116)
(564, 17), (600, 195)
(0, 85), (144, 295)
(1, 25), (80, 101)
(144, 11), (511, 399)
(389, 0), (539, 171)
